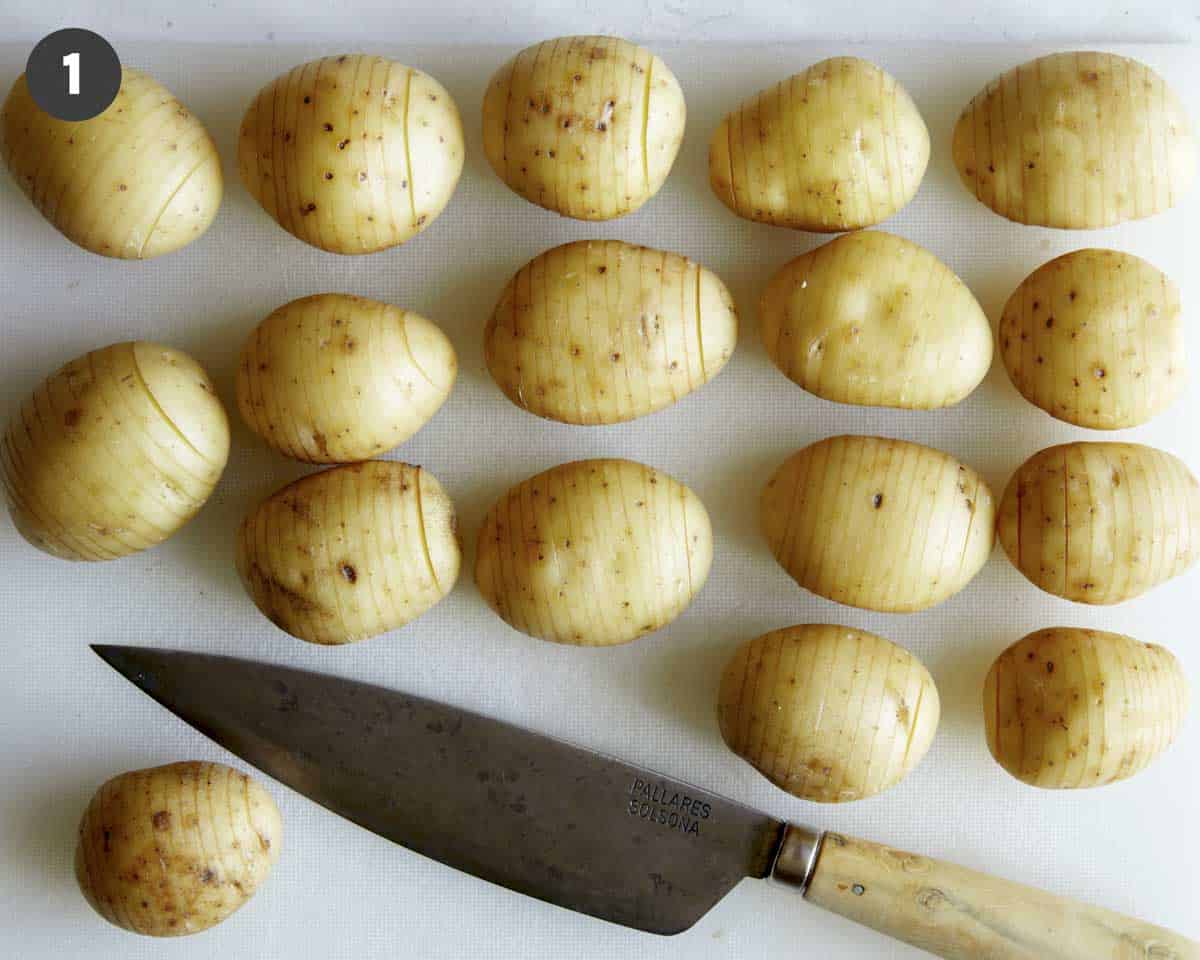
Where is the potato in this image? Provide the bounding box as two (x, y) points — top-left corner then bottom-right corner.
(1, 68), (221, 259)
(718, 625), (940, 802)
(997, 442), (1200, 604)
(709, 57), (929, 231)
(237, 461), (460, 645)
(485, 240), (737, 424)
(238, 54), (464, 253)
(953, 52), (1196, 228)
(0, 342), (229, 561)
(985, 628), (1189, 788)
(760, 231), (992, 409)
(999, 250), (1185, 429)
(237, 294), (456, 462)
(482, 36), (685, 220)
(75, 762), (281, 936)
(761, 435), (995, 612)
(475, 458), (711, 645)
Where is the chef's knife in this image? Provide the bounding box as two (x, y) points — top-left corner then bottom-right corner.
(91, 645), (1195, 959)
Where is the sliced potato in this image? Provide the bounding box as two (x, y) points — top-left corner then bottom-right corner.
(236, 461), (460, 644)
(709, 57), (929, 231)
(985, 628), (1188, 788)
(2, 68), (221, 258)
(760, 231), (992, 408)
(719, 624), (940, 803)
(475, 458), (711, 645)
(997, 442), (1200, 604)
(999, 249), (1185, 429)
(76, 762), (281, 936)
(1, 342), (229, 561)
(238, 55), (464, 253)
(482, 36), (685, 219)
(953, 52), (1196, 228)
(237, 293), (456, 462)
(761, 435), (995, 612)
(486, 240), (737, 424)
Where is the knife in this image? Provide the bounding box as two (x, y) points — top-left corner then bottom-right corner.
(91, 645), (1195, 960)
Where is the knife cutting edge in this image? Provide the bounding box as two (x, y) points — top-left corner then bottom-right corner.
(91, 645), (1197, 960)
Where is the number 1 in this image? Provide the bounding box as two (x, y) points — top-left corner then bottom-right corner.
(62, 51), (80, 95)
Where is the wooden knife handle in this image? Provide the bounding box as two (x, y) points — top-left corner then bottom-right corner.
(797, 831), (1198, 960)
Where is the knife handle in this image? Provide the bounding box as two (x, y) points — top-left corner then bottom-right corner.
(777, 828), (1198, 960)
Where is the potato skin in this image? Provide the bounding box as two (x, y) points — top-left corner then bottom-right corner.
(238, 55), (464, 253)
(709, 57), (929, 231)
(953, 52), (1196, 228)
(719, 625), (939, 803)
(482, 36), (685, 220)
(237, 294), (456, 462)
(485, 240), (737, 424)
(2, 68), (221, 258)
(985, 628), (1189, 789)
(236, 461), (460, 644)
(761, 436), (995, 612)
(475, 459), (711, 645)
(760, 231), (992, 409)
(999, 250), (1185, 429)
(75, 762), (281, 937)
(0, 342), (229, 561)
(997, 442), (1200, 604)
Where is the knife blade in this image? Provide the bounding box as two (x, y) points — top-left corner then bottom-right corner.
(92, 645), (1197, 959)
(91, 643), (781, 934)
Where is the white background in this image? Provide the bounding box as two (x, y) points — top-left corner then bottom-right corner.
(1, 3), (1197, 959)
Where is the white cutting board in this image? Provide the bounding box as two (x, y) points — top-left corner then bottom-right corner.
(0, 19), (1196, 960)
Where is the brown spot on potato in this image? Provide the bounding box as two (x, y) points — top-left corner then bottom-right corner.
(340, 563), (357, 583)
(152, 811), (171, 831)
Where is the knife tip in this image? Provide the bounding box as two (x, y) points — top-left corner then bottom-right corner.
(90, 644), (145, 677)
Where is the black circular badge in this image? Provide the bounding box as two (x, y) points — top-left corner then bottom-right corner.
(25, 28), (121, 122)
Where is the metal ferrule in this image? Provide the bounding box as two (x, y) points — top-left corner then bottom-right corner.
(769, 823), (824, 895)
